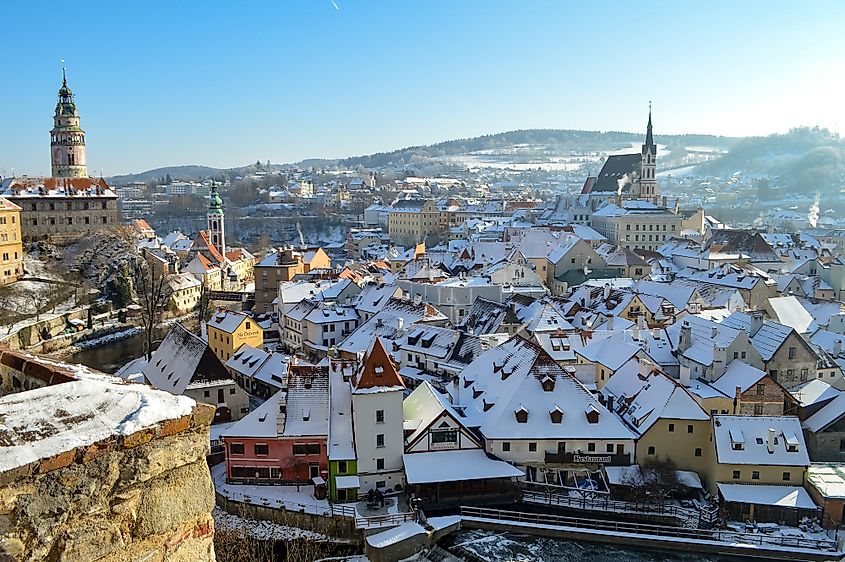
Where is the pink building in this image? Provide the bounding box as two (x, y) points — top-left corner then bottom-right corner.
(223, 365), (329, 483)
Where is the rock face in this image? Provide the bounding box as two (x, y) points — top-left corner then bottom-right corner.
(0, 349), (217, 562)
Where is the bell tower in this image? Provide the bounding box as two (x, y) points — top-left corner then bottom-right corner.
(207, 184), (226, 256)
(639, 103), (659, 203)
(50, 68), (88, 178)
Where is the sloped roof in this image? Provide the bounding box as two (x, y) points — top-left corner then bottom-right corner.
(352, 337), (405, 392)
(143, 323), (228, 394)
(592, 154), (642, 193)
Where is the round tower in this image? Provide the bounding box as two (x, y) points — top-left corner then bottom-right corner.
(50, 69), (88, 178)
(207, 184), (226, 257)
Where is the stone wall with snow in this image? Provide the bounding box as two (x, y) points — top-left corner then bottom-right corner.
(0, 349), (218, 562)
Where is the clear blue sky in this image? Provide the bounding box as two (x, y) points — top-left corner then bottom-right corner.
(2, 0), (843, 176)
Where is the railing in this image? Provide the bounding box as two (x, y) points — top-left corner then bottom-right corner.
(522, 490), (706, 525)
(354, 511), (417, 529)
(459, 506), (839, 552)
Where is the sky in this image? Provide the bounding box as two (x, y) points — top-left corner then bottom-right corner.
(2, 0), (844, 176)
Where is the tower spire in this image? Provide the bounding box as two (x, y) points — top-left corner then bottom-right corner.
(645, 101), (654, 148)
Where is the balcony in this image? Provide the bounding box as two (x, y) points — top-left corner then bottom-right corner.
(544, 451), (630, 466)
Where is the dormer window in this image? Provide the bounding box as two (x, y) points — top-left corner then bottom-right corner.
(515, 407), (529, 424)
(541, 375), (555, 392)
(375, 366), (384, 377)
(473, 389), (483, 399)
(482, 400), (495, 412)
(463, 378), (474, 389)
(501, 366), (513, 381)
(585, 405), (599, 424)
(550, 406), (563, 424)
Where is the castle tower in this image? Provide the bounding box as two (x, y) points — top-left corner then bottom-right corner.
(50, 68), (88, 178)
(639, 104), (659, 203)
(207, 184), (226, 257)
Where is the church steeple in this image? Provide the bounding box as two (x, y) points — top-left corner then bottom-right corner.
(643, 103), (655, 152)
(50, 67), (87, 178)
(207, 184), (226, 257)
(639, 102), (659, 203)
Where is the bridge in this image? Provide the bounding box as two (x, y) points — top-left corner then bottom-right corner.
(205, 290), (254, 302)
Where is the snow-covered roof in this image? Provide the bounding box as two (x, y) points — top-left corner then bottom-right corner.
(605, 465), (702, 489)
(803, 393), (845, 433)
(602, 367), (709, 435)
(766, 296), (817, 334)
(328, 362), (356, 461)
(458, 337), (635, 441)
(721, 312), (795, 362)
(713, 415), (809, 466)
(716, 483), (817, 509)
(403, 449), (523, 484)
(789, 379), (840, 408)
(143, 323), (227, 394)
(711, 361), (769, 397)
(0, 365), (194, 472)
(207, 310), (251, 334)
(807, 464), (845, 500)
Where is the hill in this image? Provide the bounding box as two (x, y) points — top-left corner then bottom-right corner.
(696, 127), (845, 194)
(108, 165), (224, 184)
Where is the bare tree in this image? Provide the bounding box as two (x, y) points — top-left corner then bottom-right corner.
(133, 252), (171, 361)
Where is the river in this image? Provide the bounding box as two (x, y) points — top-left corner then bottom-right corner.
(68, 319), (198, 374)
(440, 529), (742, 562)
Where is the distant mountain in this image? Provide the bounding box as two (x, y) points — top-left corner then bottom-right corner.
(108, 165), (224, 184)
(335, 129), (739, 170)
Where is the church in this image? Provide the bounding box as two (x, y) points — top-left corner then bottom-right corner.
(581, 108), (661, 206)
(181, 184), (255, 291)
(0, 70), (121, 244)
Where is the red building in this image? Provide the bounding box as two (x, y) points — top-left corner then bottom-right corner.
(223, 364), (329, 483)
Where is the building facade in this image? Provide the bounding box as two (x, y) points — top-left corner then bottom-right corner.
(0, 198), (23, 285)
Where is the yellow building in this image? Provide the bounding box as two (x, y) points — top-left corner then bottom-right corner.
(206, 310), (263, 363)
(0, 198), (24, 285)
(388, 200), (446, 246)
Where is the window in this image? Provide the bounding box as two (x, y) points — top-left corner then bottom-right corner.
(587, 442), (596, 452)
(782, 472), (791, 481)
(756, 384), (766, 396)
(528, 442), (537, 452)
(752, 471), (760, 480)
(229, 388), (236, 395)
(306, 443), (320, 455)
(376, 409), (384, 424)
(788, 347), (797, 359)
(376, 434), (385, 448)
(694, 448), (702, 457)
(230, 443), (244, 455)
(668, 423), (675, 432)
(338, 461), (348, 474)
(840, 439), (845, 452)
(293, 444), (307, 455)
(376, 481), (386, 489)
(376, 458), (384, 470)
(687, 425), (693, 434)
(254, 444), (269, 456)
(732, 470), (741, 479)
(606, 444), (614, 453)
(754, 403), (764, 415)
(647, 446), (655, 455)
(203, 390), (210, 398)
(502, 442), (511, 452)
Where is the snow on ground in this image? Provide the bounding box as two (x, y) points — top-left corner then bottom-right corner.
(211, 462), (331, 516)
(366, 521), (426, 548)
(71, 327), (141, 351)
(212, 506), (329, 541)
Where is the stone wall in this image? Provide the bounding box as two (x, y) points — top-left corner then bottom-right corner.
(0, 348), (218, 562)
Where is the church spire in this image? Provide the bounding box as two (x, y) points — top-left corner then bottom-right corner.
(644, 101), (654, 150)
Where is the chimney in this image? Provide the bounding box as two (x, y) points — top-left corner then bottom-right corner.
(662, 196), (668, 208)
(767, 428), (776, 454)
(679, 365), (691, 387)
(632, 323), (640, 341)
(835, 339), (843, 356)
(276, 392), (288, 434)
(711, 325), (718, 339)
(679, 321), (692, 353)
(750, 311), (764, 338)
(607, 315), (614, 331)
(637, 315), (647, 330)
(397, 317), (404, 334)
(603, 283), (611, 301)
